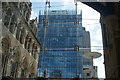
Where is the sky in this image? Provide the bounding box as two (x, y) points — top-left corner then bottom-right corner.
(30, 0), (105, 78)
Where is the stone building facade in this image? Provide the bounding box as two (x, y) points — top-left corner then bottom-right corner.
(1, 1), (41, 78)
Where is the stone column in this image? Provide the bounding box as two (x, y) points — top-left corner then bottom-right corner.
(16, 24), (22, 41)
(20, 28), (26, 44)
(101, 14), (120, 78)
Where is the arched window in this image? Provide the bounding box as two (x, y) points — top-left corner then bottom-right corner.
(24, 34), (29, 49)
(27, 38), (32, 52)
(32, 44), (38, 59)
(10, 62), (15, 77)
(2, 38), (10, 53)
(34, 46), (38, 59)
(9, 15), (17, 34)
(31, 43), (35, 57)
(2, 3), (7, 20)
(16, 23), (22, 41)
(20, 28), (26, 44)
(26, 12), (30, 21)
(19, 3), (23, 13)
(22, 3), (26, 16)
(3, 8), (12, 28)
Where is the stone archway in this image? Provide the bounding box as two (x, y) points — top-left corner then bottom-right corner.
(76, 1), (120, 78)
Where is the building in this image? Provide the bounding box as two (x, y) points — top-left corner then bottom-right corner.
(38, 10), (96, 79)
(49, 70), (62, 78)
(1, 1), (41, 78)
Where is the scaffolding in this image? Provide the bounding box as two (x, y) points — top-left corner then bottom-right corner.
(38, 1), (92, 79)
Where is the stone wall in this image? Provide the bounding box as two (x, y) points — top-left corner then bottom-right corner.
(1, 2), (41, 78)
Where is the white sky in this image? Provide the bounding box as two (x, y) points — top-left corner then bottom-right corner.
(30, 0), (105, 78)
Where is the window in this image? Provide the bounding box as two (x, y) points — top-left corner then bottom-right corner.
(10, 62), (15, 77)
(3, 8), (12, 27)
(87, 73), (90, 76)
(9, 15), (16, 34)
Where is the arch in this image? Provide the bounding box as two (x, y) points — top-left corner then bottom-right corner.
(77, 2), (120, 78)
(79, 2), (115, 16)
(2, 37), (11, 54)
